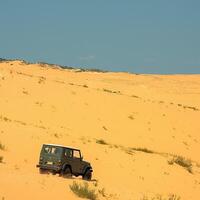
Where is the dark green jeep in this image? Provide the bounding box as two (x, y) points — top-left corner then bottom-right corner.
(36, 144), (93, 180)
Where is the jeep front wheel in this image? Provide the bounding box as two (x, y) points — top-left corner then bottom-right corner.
(82, 169), (92, 180)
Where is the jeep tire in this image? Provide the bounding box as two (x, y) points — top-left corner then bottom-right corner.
(83, 169), (92, 180)
(39, 168), (48, 174)
(61, 167), (72, 178)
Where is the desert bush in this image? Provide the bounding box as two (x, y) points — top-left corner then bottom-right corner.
(168, 155), (192, 173)
(103, 88), (120, 94)
(131, 95), (139, 98)
(96, 139), (108, 145)
(128, 115), (134, 120)
(102, 126), (108, 131)
(0, 156), (3, 163)
(0, 142), (5, 151)
(0, 115), (12, 122)
(22, 90), (29, 95)
(38, 77), (46, 84)
(132, 147), (154, 154)
(69, 181), (98, 200)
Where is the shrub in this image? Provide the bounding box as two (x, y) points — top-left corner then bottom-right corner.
(131, 95), (139, 98)
(83, 84), (88, 88)
(69, 181), (98, 200)
(128, 115), (134, 120)
(103, 88), (120, 94)
(168, 155), (192, 173)
(132, 147), (154, 154)
(0, 156), (3, 163)
(0, 142), (5, 151)
(96, 139), (108, 145)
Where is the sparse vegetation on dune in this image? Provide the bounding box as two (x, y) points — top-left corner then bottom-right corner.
(0, 142), (5, 151)
(103, 88), (121, 94)
(69, 181), (98, 200)
(0, 115), (12, 122)
(96, 139), (108, 145)
(82, 84), (88, 88)
(0, 156), (3, 163)
(168, 155), (193, 173)
(141, 194), (181, 200)
(132, 147), (154, 154)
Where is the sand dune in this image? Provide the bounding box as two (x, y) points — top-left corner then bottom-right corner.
(0, 60), (200, 200)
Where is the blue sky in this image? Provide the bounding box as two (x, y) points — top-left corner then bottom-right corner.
(0, 0), (200, 74)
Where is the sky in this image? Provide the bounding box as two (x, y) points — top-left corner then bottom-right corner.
(0, 0), (200, 74)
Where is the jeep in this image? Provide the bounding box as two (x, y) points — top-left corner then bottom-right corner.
(36, 144), (93, 180)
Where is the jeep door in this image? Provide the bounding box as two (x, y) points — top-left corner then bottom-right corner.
(63, 149), (83, 174)
(72, 150), (84, 174)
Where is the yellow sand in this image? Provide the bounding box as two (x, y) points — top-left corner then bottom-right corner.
(0, 60), (200, 200)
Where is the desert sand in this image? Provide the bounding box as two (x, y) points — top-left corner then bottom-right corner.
(0, 60), (200, 200)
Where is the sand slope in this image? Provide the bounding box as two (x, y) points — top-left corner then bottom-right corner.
(0, 60), (200, 200)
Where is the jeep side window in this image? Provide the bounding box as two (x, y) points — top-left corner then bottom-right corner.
(64, 149), (73, 158)
(73, 150), (81, 159)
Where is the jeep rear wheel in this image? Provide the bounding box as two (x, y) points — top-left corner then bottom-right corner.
(61, 167), (72, 178)
(83, 169), (92, 180)
(39, 168), (48, 174)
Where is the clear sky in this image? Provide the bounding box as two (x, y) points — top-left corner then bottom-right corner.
(0, 0), (200, 74)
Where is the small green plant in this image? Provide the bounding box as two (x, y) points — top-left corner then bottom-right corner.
(168, 155), (192, 173)
(69, 181), (98, 200)
(96, 139), (108, 145)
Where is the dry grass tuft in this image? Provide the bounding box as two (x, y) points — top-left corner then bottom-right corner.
(168, 155), (193, 173)
(132, 147), (154, 154)
(0, 156), (3, 163)
(0, 142), (5, 151)
(69, 181), (98, 200)
(96, 139), (108, 145)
